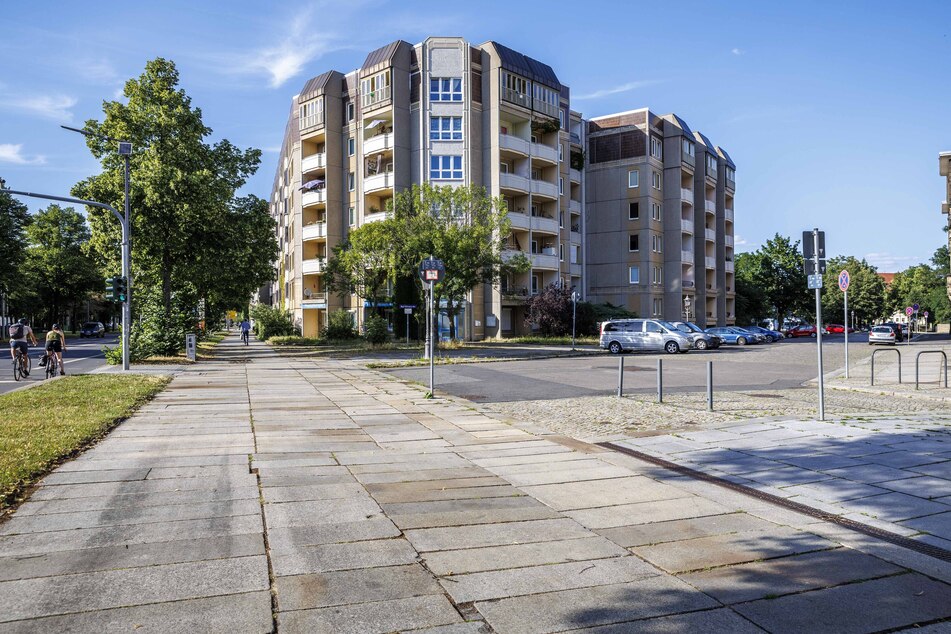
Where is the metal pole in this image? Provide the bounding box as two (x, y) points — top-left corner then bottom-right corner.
(617, 356), (624, 397)
(657, 358), (663, 403)
(813, 229), (825, 421)
(122, 154), (131, 371)
(707, 361), (713, 411)
(843, 289), (848, 379)
(405, 312), (409, 345)
(429, 281), (434, 396)
(571, 292), (577, 351)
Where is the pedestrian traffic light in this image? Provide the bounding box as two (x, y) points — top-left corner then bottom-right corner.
(105, 277), (115, 301)
(114, 276), (127, 303)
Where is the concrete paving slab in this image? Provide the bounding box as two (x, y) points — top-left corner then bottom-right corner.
(369, 484), (523, 504)
(405, 518), (592, 552)
(260, 483), (367, 503)
(386, 496), (562, 529)
(503, 465), (634, 487)
(263, 496), (383, 528)
(270, 538), (418, 576)
(354, 467), (493, 484)
(566, 496), (730, 529)
(519, 476), (691, 511)
(275, 563), (442, 611)
(568, 607), (765, 633)
(900, 511), (951, 541)
(842, 492), (949, 522)
(823, 463), (923, 484)
(277, 594), (462, 634)
(734, 573), (951, 634)
(595, 512), (777, 548)
(874, 475), (951, 498)
(266, 517), (401, 554)
(14, 485), (259, 515)
(38, 469), (150, 485)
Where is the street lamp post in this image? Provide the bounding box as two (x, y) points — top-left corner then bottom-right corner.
(571, 290), (578, 350)
(683, 295), (692, 323)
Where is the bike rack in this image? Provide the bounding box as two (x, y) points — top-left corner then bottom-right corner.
(871, 348), (901, 386)
(915, 350), (948, 390)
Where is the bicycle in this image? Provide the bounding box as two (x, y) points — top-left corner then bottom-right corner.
(12, 347), (31, 381)
(241, 330), (249, 345)
(43, 351), (60, 379)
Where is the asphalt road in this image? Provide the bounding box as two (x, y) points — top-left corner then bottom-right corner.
(0, 334), (116, 395)
(387, 334), (888, 403)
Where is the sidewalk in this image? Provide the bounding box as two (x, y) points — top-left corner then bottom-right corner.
(1, 336), (950, 632)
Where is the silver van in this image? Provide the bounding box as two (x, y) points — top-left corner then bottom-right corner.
(599, 319), (692, 354)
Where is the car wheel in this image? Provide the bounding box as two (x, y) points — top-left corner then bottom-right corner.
(608, 341), (622, 355)
(694, 339), (708, 350)
(736, 337), (747, 346)
(766, 335), (775, 343)
(665, 341), (680, 354)
(810, 332), (817, 338)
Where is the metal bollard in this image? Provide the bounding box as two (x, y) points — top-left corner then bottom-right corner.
(657, 358), (663, 403)
(617, 356), (624, 397)
(707, 361), (714, 411)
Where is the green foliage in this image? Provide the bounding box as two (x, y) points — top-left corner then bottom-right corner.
(325, 220), (396, 307)
(322, 310), (357, 340)
(735, 234), (809, 325)
(589, 302), (637, 323)
(363, 314), (390, 346)
(268, 336), (322, 346)
(531, 117), (560, 134)
(0, 188), (31, 312)
(820, 256), (886, 326)
(569, 149), (585, 171)
(250, 303), (296, 341)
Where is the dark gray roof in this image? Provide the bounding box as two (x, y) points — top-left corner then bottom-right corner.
(363, 40), (409, 70)
(693, 130), (714, 151)
(299, 71), (334, 103)
(488, 41), (561, 90)
(665, 114), (693, 137)
(716, 146), (735, 168)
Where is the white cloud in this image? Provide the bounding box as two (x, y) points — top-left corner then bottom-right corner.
(734, 235), (749, 246)
(731, 48), (744, 56)
(863, 252), (922, 272)
(0, 144), (46, 165)
(573, 80), (662, 101)
(261, 146), (282, 153)
(74, 58), (120, 84)
(0, 94), (77, 121)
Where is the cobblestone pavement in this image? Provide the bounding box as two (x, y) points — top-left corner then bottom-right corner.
(1, 337), (950, 632)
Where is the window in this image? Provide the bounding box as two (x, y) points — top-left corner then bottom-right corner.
(361, 71), (391, 107)
(430, 155), (463, 180)
(500, 161), (509, 173)
(348, 171), (355, 191)
(500, 70), (529, 104)
(629, 266), (640, 284)
(348, 137), (355, 156)
(706, 154), (718, 175)
(299, 98), (324, 129)
(532, 83), (559, 117)
(430, 116), (463, 141)
(559, 144), (564, 163)
(653, 298), (663, 316)
(628, 170), (639, 188)
(348, 206), (355, 226)
(570, 244), (579, 264)
(650, 136), (663, 160)
(559, 177), (564, 195)
(531, 274), (540, 294)
(652, 234), (662, 253)
(346, 102), (355, 122)
(559, 109), (565, 129)
(629, 234), (639, 251)
(559, 243), (564, 261)
(682, 138), (695, 157)
(651, 202), (662, 221)
(629, 202), (639, 220)
(725, 166), (735, 181)
(430, 77), (462, 102)
(652, 171), (661, 189)
(559, 210), (564, 228)
(652, 266), (663, 285)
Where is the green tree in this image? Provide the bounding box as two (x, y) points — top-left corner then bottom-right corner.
(0, 186), (32, 317)
(820, 256), (885, 327)
(734, 251), (770, 325)
(886, 258), (949, 328)
(733, 235), (809, 326)
(325, 220), (397, 309)
(22, 205), (102, 329)
(71, 58), (265, 354)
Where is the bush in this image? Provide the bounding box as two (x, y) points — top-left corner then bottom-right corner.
(322, 310), (357, 340)
(250, 304), (296, 341)
(268, 336), (322, 346)
(364, 315), (390, 346)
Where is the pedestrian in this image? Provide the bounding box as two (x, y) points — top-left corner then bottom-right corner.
(44, 323), (67, 375)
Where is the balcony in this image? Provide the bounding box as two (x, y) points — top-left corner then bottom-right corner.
(502, 87), (531, 109)
(507, 211), (530, 230)
(302, 222), (327, 241)
(530, 252), (560, 270)
(570, 228), (581, 242)
(365, 172), (393, 193)
(683, 279), (696, 288)
(570, 263), (582, 276)
(302, 259), (326, 275)
(301, 153), (326, 173)
(725, 235), (734, 248)
(725, 207), (734, 222)
(501, 287), (529, 303)
(364, 133), (393, 156)
(302, 190), (326, 208)
(569, 199), (582, 214)
(569, 168), (581, 183)
(499, 134), (529, 156)
(705, 228), (716, 242)
(299, 112), (324, 131)
(569, 132), (581, 145)
(534, 100), (559, 119)
(705, 256), (716, 269)
(363, 85), (391, 110)
(531, 178), (559, 200)
(500, 172), (529, 193)
(681, 250), (694, 264)
(530, 214), (559, 235)
(681, 219), (694, 234)
(364, 210), (390, 224)
(681, 188), (693, 204)
(531, 142), (558, 164)
(725, 260), (734, 273)
(705, 200), (716, 214)
(302, 292), (328, 307)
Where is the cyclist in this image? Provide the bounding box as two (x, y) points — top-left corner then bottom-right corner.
(9, 318), (37, 375)
(239, 318), (251, 344)
(44, 323), (67, 376)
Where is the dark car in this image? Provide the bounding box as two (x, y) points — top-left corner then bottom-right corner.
(672, 321), (721, 350)
(746, 325), (784, 342)
(880, 322), (904, 342)
(785, 324), (818, 338)
(80, 321), (106, 338)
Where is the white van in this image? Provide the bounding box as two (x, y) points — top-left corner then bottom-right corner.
(599, 319), (692, 354)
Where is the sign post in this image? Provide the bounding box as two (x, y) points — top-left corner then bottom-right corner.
(905, 306), (913, 345)
(838, 270), (850, 378)
(418, 257), (445, 397)
(571, 290), (578, 351)
(400, 305), (415, 345)
(804, 228), (826, 420)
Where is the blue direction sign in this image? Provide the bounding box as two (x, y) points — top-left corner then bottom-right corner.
(807, 274), (823, 289)
(419, 258), (445, 283)
(838, 270), (850, 292)
(912, 303), (920, 312)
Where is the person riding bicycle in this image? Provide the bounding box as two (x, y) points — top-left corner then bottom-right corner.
(239, 319), (251, 343)
(9, 318), (37, 375)
(44, 323), (67, 375)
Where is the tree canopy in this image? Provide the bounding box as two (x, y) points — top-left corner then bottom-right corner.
(820, 256), (885, 327)
(0, 186), (31, 315)
(734, 234), (809, 326)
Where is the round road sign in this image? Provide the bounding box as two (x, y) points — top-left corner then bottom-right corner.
(912, 303), (920, 312)
(837, 270), (850, 292)
(906, 306), (914, 316)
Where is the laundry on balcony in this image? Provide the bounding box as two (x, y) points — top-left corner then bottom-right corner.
(300, 179), (325, 191)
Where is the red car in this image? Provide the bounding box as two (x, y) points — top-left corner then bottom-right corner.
(824, 324), (846, 334)
(785, 324), (817, 338)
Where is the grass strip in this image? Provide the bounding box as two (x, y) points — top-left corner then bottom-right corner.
(0, 374), (170, 511)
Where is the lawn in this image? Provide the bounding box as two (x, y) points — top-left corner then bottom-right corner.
(0, 374), (170, 511)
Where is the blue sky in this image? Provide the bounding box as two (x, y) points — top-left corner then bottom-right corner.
(2, 0), (949, 271)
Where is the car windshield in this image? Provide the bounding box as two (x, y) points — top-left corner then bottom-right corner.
(872, 327), (892, 333)
(82, 322), (99, 329)
(683, 322), (702, 333)
(656, 321), (679, 332)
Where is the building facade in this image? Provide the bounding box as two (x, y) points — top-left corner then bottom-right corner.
(941, 151), (951, 302)
(269, 38), (584, 339)
(584, 109), (735, 326)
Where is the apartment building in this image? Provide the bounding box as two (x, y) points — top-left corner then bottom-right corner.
(941, 151), (951, 302)
(585, 109), (736, 326)
(269, 38), (584, 339)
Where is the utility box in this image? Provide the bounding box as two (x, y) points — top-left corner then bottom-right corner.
(185, 334), (197, 362)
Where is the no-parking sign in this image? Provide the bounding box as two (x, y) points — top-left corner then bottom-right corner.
(837, 270), (850, 292)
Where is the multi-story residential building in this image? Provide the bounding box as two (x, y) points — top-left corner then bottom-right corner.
(941, 151), (951, 302)
(584, 109), (736, 326)
(268, 38), (584, 339)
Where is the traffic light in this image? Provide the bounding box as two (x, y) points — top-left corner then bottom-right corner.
(105, 277), (116, 301)
(114, 276), (127, 303)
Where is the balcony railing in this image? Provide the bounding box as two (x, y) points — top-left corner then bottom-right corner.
(364, 133), (393, 156)
(569, 132), (581, 145)
(531, 142), (558, 164)
(302, 258), (326, 275)
(569, 263), (582, 277)
(364, 172), (393, 193)
(705, 228), (716, 242)
(302, 190), (326, 207)
(302, 292), (328, 305)
(301, 153), (326, 173)
(681, 219), (694, 234)
(681, 188), (693, 203)
(507, 211), (530, 230)
(569, 168), (581, 183)
(530, 214), (559, 235)
(725, 235), (734, 248)
(302, 222), (327, 241)
(531, 178), (559, 200)
(683, 279), (696, 288)
(533, 100), (559, 119)
(500, 133), (529, 156)
(681, 250), (694, 263)
(705, 256), (716, 269)
(725, 260), (734, 272)
(502, 87), (530, 109)
(499, 172), (529, 193)
(364, 210), (391, 224)
(362, 85), (391, 109)
(725, 208), (734, 222)
(530, 252), (560, 270)
(569, 199), (581, 214)
(705, 200), (716, 214)
(501, 287), (529, 301)
(299, 111), (325, 131)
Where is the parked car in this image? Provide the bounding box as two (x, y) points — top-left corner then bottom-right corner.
(823, 324), (854, 335)
(785, 324), (818, 338)
(868, 325), (896, 345)
(746, 325), (784, 342)
(79, 321), (106, 338)
(706, 326), (761, 345)
(600, 319), (692, 354)
(880, 322), (904, 342)
(672, 321), (721, 350)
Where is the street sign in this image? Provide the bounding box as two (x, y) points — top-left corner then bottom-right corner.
(838, 270), (850, 292)
(924, 311), (930, 318)
(906, 306), (914, 316)
(912, 303), (920, 312)
(804, 259), (827, 276)
(403, 308), (413, 315)
(418, 258), (445, 283)
(807, 274), (823, 289)
(398, 304), (417, 309)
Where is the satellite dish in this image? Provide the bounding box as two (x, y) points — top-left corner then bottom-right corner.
(304, 289), (312, 298)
